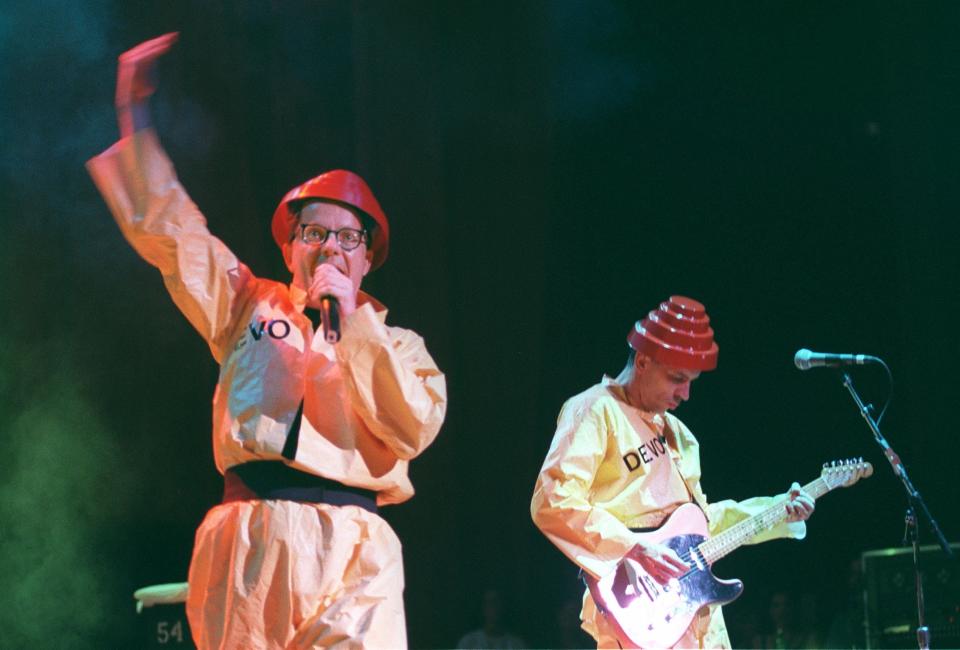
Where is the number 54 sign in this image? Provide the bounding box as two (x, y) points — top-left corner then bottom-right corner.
(156, 620), (185, 644)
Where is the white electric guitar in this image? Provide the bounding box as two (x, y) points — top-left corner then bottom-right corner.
(585, 459), (873, 649)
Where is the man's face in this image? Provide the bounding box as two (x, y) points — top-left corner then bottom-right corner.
(283, 201), (372, 306)
(632, 355), (701, 414)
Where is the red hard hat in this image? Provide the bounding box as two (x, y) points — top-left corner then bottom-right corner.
(627, 296), (719, 371)
(271, 170), (390, 270)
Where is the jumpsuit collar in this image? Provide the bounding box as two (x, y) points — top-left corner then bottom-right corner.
(601, 375), (666, 430)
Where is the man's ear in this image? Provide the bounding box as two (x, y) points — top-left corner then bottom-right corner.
(282, 242), (294, 273)
(634, 353), (650, 373)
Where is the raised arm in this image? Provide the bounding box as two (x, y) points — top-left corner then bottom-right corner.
(116, 32), (178, 138)
(87, 33), (252, 361)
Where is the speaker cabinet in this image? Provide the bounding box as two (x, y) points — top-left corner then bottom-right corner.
(862, 544), (959, 649)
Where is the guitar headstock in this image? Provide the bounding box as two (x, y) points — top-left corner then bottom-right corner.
(821, 458), (874, 489)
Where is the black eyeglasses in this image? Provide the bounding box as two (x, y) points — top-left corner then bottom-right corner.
(298, 224), (368, 250)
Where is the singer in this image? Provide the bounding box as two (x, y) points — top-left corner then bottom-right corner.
(87, 33), (447, 649)
(531, 296), (815, 649)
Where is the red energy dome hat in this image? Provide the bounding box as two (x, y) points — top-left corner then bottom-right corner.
(628, 296), (719, 371)
(271, 170), (390, 270)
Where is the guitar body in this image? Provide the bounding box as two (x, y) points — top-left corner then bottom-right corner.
(585, 503), (744, 649)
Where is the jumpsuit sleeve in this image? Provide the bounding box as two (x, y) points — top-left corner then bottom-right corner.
(701, 488), (806, 543)
(334, 302), (447, 460)
(530, 399), (638, 580)
(85, 129), (252, 362)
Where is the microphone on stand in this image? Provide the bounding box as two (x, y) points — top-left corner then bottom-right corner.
(320, 295), (340, 344)
(794, 348), (881, 371)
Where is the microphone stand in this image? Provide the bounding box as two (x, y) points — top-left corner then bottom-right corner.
(838, 370), (953, 650)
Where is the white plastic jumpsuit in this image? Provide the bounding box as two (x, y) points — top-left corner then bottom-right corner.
(531, 377), (804, 649)
(87, 129), (447, 649)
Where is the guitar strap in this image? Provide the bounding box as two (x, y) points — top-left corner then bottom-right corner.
(662, 417), (710, 523)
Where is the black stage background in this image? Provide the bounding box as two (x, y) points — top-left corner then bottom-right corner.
(1, 2), (958, 648)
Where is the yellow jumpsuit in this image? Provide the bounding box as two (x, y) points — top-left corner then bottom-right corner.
(531, 377), (804, 649)
(87, 130), (447, 649)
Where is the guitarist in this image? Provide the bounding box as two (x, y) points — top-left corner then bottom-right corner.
(531, 296), (815, 649)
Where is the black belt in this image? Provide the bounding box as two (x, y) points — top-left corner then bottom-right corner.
(223, 461), (378, 514)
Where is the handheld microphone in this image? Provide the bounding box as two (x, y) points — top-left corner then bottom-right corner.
(320, 296), (340, 344)
(794, 348), (881, 370)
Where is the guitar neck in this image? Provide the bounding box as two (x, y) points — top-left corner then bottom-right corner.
(698, 476), (830, 565)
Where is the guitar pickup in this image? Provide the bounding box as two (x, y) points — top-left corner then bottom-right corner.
(641, 575), (661, 598)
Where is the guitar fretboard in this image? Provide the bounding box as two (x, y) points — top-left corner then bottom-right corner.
(698, 476), (831, 564)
